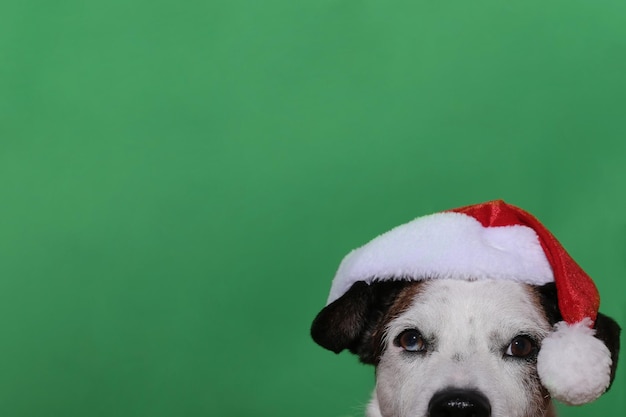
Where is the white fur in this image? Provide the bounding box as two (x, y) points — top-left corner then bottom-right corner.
(537, 319), (612, 405)
(370, 279), (555, 417)
(327, 212), (553, 305)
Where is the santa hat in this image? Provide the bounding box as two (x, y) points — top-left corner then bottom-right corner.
(327, 199), (612, 405)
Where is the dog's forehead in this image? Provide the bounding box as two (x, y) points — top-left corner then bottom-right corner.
(389, 279), (550, 340)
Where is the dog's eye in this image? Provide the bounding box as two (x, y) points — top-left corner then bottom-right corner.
(505, 335), (537, 358)
(395, 329), (426, 352)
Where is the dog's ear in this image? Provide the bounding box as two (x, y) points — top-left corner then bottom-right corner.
(535, 282), (621, 390)
(311, 280), (409, 364)
(593, 311), (621, 390)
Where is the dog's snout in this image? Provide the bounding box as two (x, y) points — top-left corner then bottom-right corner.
(428, 388), (491, 417)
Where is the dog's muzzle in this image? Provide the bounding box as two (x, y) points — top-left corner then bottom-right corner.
(428, 388), (491, 417)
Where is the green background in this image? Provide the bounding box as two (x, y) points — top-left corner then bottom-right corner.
(1, 0), (625, 416)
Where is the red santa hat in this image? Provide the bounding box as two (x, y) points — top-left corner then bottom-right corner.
(327, 200), (612, 405)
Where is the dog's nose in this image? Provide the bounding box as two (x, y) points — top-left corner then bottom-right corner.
(428, 388), (491, 417)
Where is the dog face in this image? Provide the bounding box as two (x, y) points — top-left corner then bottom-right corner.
(312, 278), (620, 417)
(374, 279), (552, 417)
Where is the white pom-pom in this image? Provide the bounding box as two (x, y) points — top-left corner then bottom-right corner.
(537, 318), (612, 405)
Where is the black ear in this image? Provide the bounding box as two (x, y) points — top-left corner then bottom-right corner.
(311, 280), (409, 364)
(593, 311), (621, 390)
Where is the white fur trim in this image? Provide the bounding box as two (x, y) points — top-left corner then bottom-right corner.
(537, 319), (612, 405)
(327, 212), (553, 304)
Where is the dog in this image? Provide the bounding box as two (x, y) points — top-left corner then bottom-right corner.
(310, 200), (620, 417)
(311, 278), (620, 417)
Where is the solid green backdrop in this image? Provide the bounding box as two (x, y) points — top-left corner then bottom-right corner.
(1, 0), (624, 416)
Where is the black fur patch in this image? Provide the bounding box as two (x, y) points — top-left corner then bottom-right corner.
(534, 283), (562, 326)
(310, 280), (412, 364)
